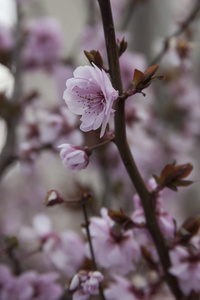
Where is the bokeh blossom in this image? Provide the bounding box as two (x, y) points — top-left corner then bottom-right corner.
(63, 64), (119, 138)
(69, 270), (104, 300)
(20, 214), (85, 277)
(169, 245), (200, 296)
(43, 231), (85, 277)
(0, 264), (17, 300)
(0, 25), (13, 51)
(58, 144), (90, 172)
(105, 275), (148, 300)
(23, 18), (62, 69)
(0, 264), (62, 300)
(16, 271), (62, 300)
(132, 179), (175, 239)
(85, 208), (139, 274)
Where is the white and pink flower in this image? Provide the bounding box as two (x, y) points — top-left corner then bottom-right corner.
(63, 64), (118, 138)
(69, 270), (104, 300)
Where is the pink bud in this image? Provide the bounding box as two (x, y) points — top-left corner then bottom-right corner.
(58, 144), (90, 172)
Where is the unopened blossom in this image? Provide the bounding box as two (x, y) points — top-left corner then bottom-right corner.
(63, 64), (118, 138)
(69, 270), (104, 300)
(84, 208), (139, 274)
(58, 144), (90, 172)
(169, 245), (200, 296)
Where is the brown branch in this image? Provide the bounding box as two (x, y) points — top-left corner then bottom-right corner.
(150, 0), (200, 66)
(97, 0), (185, 299)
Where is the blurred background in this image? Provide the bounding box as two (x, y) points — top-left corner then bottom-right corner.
(0, 0), (200, 274)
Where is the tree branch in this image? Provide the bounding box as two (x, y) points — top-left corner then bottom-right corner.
(150, 0), (200, 66)
(97, 0), (184, 299)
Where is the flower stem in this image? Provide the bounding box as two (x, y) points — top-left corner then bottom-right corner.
(150, 0), (200, 66)
(97, 0), (185, 299)
(81, 199), (106, 300)
(89, 137), (113, 151)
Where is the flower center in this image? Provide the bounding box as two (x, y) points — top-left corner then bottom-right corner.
(74, 84), (105, 114)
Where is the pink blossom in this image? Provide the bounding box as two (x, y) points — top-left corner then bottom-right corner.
(132, 179), (175, 239)
(58, 144), (90, 172)
(20, 214), (85, 277)
(85, 208), (139, 274)
(0, 264), (17, 300)
(69, 270), (104, 300)
(105, 275), (148, 300)
(0, 264), (62, 300)
(23, 18), (62, 69)
(43, 231), (85, 277)
(19, 213), (52, 243)
(16, 271), (62, 300)
(63, 64), (118, 138)
(169, 246), (200, 296)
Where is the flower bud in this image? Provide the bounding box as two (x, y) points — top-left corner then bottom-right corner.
(43, 189), (64, 206)
(58, 144), (90, 172)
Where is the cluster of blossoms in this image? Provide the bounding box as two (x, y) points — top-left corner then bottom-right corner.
(20, 213), (85, 277)
(85, 207), (140, 274)
(0, 264), (62, 300)
(18, 103), (83, 162)
(58, 63), (119, 172)
(69, 270), (104, 300)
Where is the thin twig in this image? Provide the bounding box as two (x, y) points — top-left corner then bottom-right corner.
(81, 199), (106, 300)
(97, 0), (185, 299)
(120, 0), (138, 30)
(150, 0), (200, 66)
